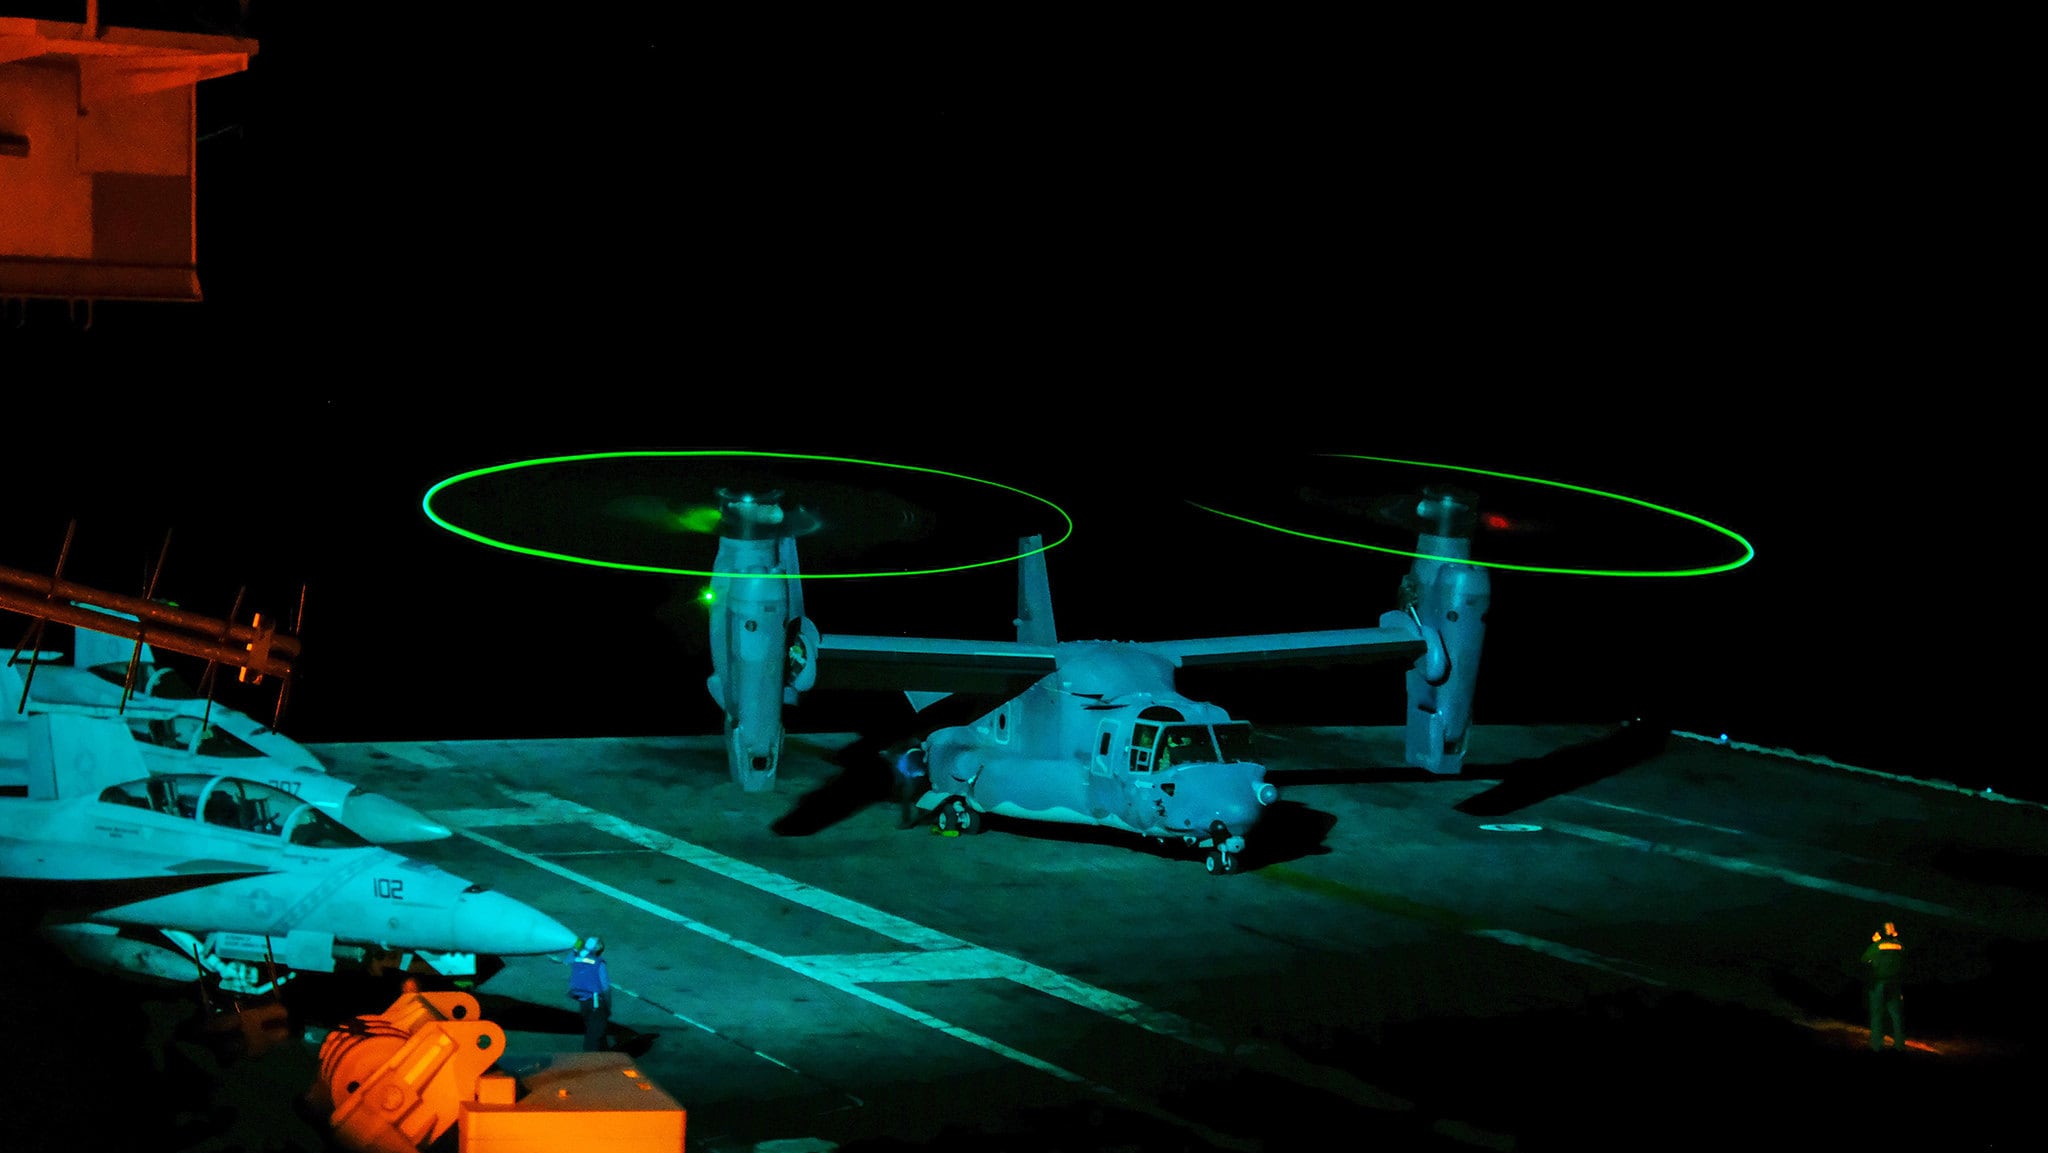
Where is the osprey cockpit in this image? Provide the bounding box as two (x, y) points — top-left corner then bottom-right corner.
(1127, 719), (1257, 773)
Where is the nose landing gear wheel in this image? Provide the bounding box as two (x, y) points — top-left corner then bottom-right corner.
(1204, 849), (1240, 875)
(937, 799), (983, 835)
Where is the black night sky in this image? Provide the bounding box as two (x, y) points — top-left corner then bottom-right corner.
(4, 7), (2003, 797)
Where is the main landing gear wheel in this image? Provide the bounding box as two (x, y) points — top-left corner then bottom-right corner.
(936, 800), (983, 835)
(1204, 849), (1241, 875)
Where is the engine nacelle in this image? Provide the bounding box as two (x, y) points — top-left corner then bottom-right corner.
(1398, 495), (1491, 774)
(704, 490), (808, 792)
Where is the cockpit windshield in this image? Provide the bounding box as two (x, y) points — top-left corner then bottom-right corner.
(89, 664), (197, 699)
(1133, 722), (1255, 771)
(97, 773), (368, 848)
(1155, 724), (1245, 770)
(1212, 722), (1254, 763)
(1153, 725), (1209, 770)
(124, 714), (266, 758)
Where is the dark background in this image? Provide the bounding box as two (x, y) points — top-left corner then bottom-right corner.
(0, 401), (1981, 795)
(4, 6), (2006, 796)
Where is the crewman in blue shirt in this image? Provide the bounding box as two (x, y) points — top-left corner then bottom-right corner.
(566, 936), (611, 1051)
(894, 748), (929, 829)
(1861, 921), (1907, 1052)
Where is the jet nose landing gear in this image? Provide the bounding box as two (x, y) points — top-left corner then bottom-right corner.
(1202, 821), (1245, 875)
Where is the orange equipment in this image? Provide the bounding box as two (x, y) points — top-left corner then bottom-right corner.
(310, 990), (686, 1153)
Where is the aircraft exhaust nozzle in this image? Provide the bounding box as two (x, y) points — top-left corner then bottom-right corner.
(339, 792), (453, 844)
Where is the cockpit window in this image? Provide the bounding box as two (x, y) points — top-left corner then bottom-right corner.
(1143, 722), (1254, 769)
(98, 780), (159, 810)
(1212, 722), (1254, 764)
(1151, 725), (1212, 770)
(285, 806), (370, 849)
(193, 725), (265, 759)
(1129, 722), (1161, 772)
(122, 715), (263, 758)
(198, 777), (291, 834)
(89, 664), (196, 699)
(96, 773), (365, 847)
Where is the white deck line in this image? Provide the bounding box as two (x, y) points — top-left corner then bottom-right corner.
(1671, 730), (2048, 812)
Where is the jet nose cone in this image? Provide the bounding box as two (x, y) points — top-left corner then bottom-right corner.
(455, 890), (578, 957)
(339, 793), (453, 843)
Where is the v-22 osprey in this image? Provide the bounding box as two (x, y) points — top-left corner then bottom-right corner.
(701, 486), (1490, 873)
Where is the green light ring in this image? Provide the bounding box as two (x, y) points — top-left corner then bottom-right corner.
(421, 450), (1075, 579)
(1188, 454), (1754, 578)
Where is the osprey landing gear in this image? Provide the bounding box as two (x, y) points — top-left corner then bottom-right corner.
(935, 797), (984, 835)
(1200, 821), (1244, 875)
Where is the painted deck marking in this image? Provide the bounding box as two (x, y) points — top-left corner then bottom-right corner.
(452, 825), (1087, 1082)
(1467, 929), (1668, 986)
(786, 947), (1024, 984)
(449, 822), (1264, 1153)
(1561, 796), (1750, 836)
(493, 791), (1232, 1054)
(366, 743), (456, 769)
(1541, 819), (1971, 921)
(426, 806), (559, 828)
(1262, 865), (1667, 985)
(449, 793), (1429, 1124)
(608, 979), (865, 1110)
(1673, 730), (2048, 813)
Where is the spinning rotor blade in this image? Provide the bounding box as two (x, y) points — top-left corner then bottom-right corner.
(1304, 485), (1549, 539)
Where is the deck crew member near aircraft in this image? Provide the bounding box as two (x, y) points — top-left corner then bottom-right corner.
(566, 936), (611, 1051)
(1862, 921), (1907, 1051)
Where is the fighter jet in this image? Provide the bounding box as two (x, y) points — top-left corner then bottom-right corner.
(1, 626), (452, 844)
(1, 533), (449, 842)
(0, 711), (575, 992)
(702, 486), (1489, 872)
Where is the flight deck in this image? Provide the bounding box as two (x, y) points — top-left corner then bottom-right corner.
(5, 722), (2039, 1152)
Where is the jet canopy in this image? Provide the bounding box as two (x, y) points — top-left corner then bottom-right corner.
(97, 772), (369, 848)
(124, 713), (267, 759)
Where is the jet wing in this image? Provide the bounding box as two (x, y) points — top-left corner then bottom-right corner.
(814, 634), (1058, 696)
(0, 832), (271, 925)
(0, 834), (269, 884)
(1149, 626), (1427, 668)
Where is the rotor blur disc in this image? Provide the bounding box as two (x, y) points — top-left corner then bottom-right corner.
(422, 450), (1074, 579)
(1186, 454), (1753, 578)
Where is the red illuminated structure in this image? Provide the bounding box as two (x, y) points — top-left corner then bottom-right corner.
(0, 3), (256, 308)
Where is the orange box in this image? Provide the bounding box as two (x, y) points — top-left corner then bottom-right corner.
(459, 1053), (685, 1153)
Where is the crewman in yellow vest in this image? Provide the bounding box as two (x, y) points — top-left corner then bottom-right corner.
(1861, 921), (1907, 1052)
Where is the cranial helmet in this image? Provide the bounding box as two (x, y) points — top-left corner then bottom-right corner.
(581, 936), (605, 955)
